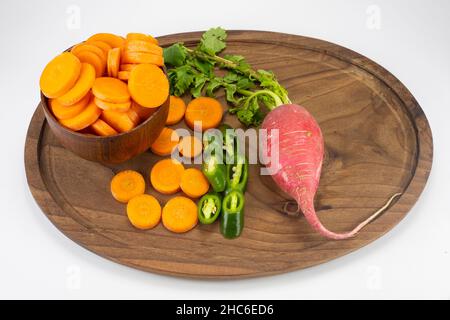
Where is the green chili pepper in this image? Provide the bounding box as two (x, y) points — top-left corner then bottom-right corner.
(219, 123), (238, 164)
(220, 190), (245, 239)
(226, 154), (248, 194)
(198, 193), (222, 224)
(202, 152), (227, 193)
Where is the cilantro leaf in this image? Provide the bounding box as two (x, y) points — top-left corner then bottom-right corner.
(206, 77), (223, 97)
(199, 27), (227, 55)
(163, 43), (187, 67)
(168, 65), (195, 96)
(190, 74), (208, 97)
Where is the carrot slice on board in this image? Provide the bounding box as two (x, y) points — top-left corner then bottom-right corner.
(121, 51), (164, 66)
(126, 33), (159, 45)
(101, 109), (137, 133)
(185, 97), (223, 131)
(127, 194), (161, 230)
(128, 64), (169, 108)
(90, 118), (118, 136)
(124, 40), (163, 55)
(56, 63), (95, 106)
(50, 91), (91, 120)
(178, 135), (202, 159)
(59, 97), (101, 131)
(71, 43), (106, 62)
(180, 168), (209, 198)
(150, 159), (184, 195)
(94, 97), (131, 112)
(162, 196), (198, 233)
(131, 101), (157, 122)
(118, 71), (130, 81)
(110, 170), (145, 203)
(73, 50), (105, 77)
(150, 127), (179, 156)
(120, 64), (138, 72)
(166, 96), (186, 125)
(87, 33), (125, 49)
(86, 40), (112, 56)
(92, 77), (130, 103)
(107, 48), (121, 78)
(40, 52), (81, 98)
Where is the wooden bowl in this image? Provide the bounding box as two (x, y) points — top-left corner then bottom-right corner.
(41, 92), (169, 164)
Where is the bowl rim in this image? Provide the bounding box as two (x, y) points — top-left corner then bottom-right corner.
(41, 91), (169, 141)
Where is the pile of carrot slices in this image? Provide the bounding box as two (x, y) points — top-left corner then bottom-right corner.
(39, 32), (168, 136)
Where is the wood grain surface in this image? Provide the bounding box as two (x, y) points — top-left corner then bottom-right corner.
(24, 31), (433, 279)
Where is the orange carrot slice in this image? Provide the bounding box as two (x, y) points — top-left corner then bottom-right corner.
(87, 33), (125, 49)
(126, 33), (159, 45)
(150, 159), (184, 195)
(121, 51), (164, 66)
(40, 52), (81, 98)
(50, 91), (91, 120)
(127, 194), (161, 229)
(185, 97), (223, 131)
(86, 40), (112, 56)
(59, 97), (101, 131)
(150, 127), (179, 156)
(90, 118), (118, 136)
(110, 170), (145, 203)
(180, 168), (209, 198)
(128, 64), (169, 108)
(124, 40), (163, 55)
(162, 196), (198, 233)
(94, 97), (131, 112)
(71, 43), (106, 62)
(101, 109), (138, 133)
(120, 64), (138, 71)
(131, 101), (157, 122)
(178, 135), (202, 158)
(166, 96), (186, 125)
(117, 71), (130, 81)
(56, 63), (96, 106)
(107, 47), (121, 78)
(92, 77), (130, 103)
(73, 50), (105, 77)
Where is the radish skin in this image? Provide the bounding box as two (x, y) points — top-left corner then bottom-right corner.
(262, 104), (401, 240)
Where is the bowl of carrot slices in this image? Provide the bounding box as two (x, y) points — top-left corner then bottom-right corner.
(39, 32), (170, 164)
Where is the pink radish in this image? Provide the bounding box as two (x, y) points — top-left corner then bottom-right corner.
(261, 104), (401, 240)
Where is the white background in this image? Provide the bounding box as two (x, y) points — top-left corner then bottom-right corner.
(0, 0), (449, 299)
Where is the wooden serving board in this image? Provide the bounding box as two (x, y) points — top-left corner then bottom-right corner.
(25, 31), (433, 279)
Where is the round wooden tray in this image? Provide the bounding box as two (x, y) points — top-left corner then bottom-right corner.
(25, 31), (433, 279)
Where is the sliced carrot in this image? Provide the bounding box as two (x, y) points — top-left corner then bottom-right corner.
(162, 196), (198, 233)
(150, 159), (184, 194)
(101, 109), (138, 133)
(127, 108), (140, 126)
(86, 40), (112, 56)
(40, 52), (81, 98)
(121, 51), (164, 66)
(180, 168), (209, 198)
(107, 47), (121, 78)
(118, 71), (130, 81)
(73, 50), (105, 77)
(90, 118), (118, 136)
(124, 40), (163, 55)
(71, 43), (106, 62)
(178, 135), (202, 158)
(166, 96), (186, 125)
(92, 77), (130, 103)
(127, 194), (161, 230)
(185, 97), (223, 131)
(128, 64), (169, 108)
(50, 91), (91, 120)
(126, 33), (159, 45)
(56, 63), (95, 106)
(87, 33), (125, 48)
(94, 97), (131, 112)
(131, 101), (157, 122)
(110, 170), (145, 203)
(59, 97), (101, 131)
(120, 64), (138, 71)
(150, 127), (179, 156)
